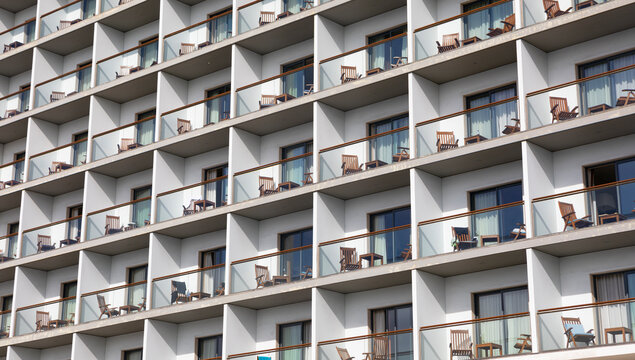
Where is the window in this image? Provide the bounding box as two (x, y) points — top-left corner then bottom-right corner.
(466, 85), (517, 139)
(579, 51), (635, 114)
(24, 20), (35, 44)
(61, 281), (77, 322)
(370, 304), (412, 358)
(206, 84), (231, 123)
(203, 165), (228, 207)
(1, 295), (12, 335)
(77, 61), (92, 93)
(281, 141), (312, 185)
(82, 0), (97, 19)
(207, 8), (232, 44)
(369, 207), (410, 264)
(197, 335), (222, 360)
(281, 57), (313, 99)
(367, 25), (407, 71)
(279, 228), (312, 281)
(283, 0), (304, 13)
(135, 109), (156, 146)
(139, 36), (158, 69)
(586, 156), (635, 221)
(462, 0), (514, 40)
(122, 348), (143, 360)
(278, 320), (310, 360)
(470, 182), (523, 242)
(72, 131), (88, 166)
(131, 185), (152, 227)
(6, 223), (18, 258)
(474, 287), (529, 355)
(67, 204), (83, 241)
(18, 84), (29, 113)
(594, 270), (635, 334)
(368, 114), (408, 164)
(200, 247), (226, 294)
(13, 152), (25, 182)
(127, 265), (147, 307)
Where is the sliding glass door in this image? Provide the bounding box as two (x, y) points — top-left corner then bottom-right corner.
(579, 51), (635, 114)
(470, 182), (522, 242)
(475, 287), (529, 354)
(367, 26), (407, 71)
(370, 206), (410, 264)
(368, 114), (408, 164)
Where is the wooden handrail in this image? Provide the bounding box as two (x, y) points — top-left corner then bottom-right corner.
(318, 329), (412, 346)
(415, 97), (518, 127)
(91, 115), (155, 139)
(318, 224), (411, 247)
(0, 18), (36, 36)
(233, 152), (312, 176)
(532, 178), (635, 203)
(319, 33), (407, 64)
(0, 309), (10, 315)
(231, 244), (312, 265)
(16, 296), (76, 312)
(417, 201), (524, 226)
(318, 126), (409, 153)
(526, 63), (635, 97)
(228, 343), (310, 358)
(0, 158), (24, 169)
(164, 9), (232, 38)
(235, 64), (313, 92)
(156, 175), (228, 197)
(0, 233), (18, 241)
(161, 91), (230, 117)
(81, 280), (147, 297)
(86, 196), (151, 216)
(28, 138), (88, 159)
(538, 297), (635, 314)
(419, 312), (529, 331)
(413, 0), (512, 33)
(97, 38), (158, 64)
(237, 0), (263, 11)
(35, 64), (92, 88)
(152, 263), (225, 281)
(40, 0), (83, 19)
(201, 357), (221, 360)
(22, 215), (82, 234)
(0, 86), (30, 101)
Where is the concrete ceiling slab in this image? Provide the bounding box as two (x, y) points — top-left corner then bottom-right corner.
(0, 0), (36, 13)
(95, 72), (158, 103)
(0, 47), (33, 77)
(320, 168), (411, 200)
(233, 191), (313, 221)
(0, 191), (20, 213)
(235, 102), (313, 136)
(90, 150), (154, 178)
(159, 127), (230, 158)
(320, 0), (407, 26)
(237, 17), (314, 55)
(33, 96), (91, 124)
(155, 211), (227, 239)
(38, 24), (94, 56)
(319, 73), (408, 111)
(99, 0), (160, 32)
(27, 172), (85, 197)
(162, 46), (232, 81)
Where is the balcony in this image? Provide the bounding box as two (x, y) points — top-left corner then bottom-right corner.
(0, 87), (30, 120)
(319, 330), (413, 360)
(229, 344), (311, 360)
(237, 0), (314, 35)
(231, 245), (312, 293)
(20, 216), (82, 257)
(33, 64), (92, 108)
(102, 0), (134, 13)
(85, 197), (151, 240)
(416, 97), (519, 157)
(14, 297), (76, 336)
(234, 153), (313, 203)
(0, 158), (24, 188)
(0, 18), (35, 54)
(532, 179), (634, 237)
(159, 91), (230, 140)
(420, 313), (531, 359)
(80, 281), (146, 323)
(28, 138), (88, 180)
(523, 0), (612, 26)
(163, 9), (232, 62)
(236, 64), (313, 116)
(0, 232), (17, 261)
(92, 115), (155, 161)
(419, 201), (525, 258)
(39, 0), (95, 38)
(151, 264), (225, 309)
(527, 64), (635, 130)
(96, 39), (158, 85)
(319, 33), (407, 91)
(319, 127), (409, 182)
(319, 225), (411, 277)
(156, 176), (228, 222)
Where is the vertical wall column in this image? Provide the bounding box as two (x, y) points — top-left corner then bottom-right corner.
(143, 319), (178, 360)
(224, 304), (257, 358)
(313, 102), (344, 182)
(71, 333), (106, 360)
(516, 39), (548, 131)
(314, 192), (345, 276)
(413, 270), (446, 360)
(411, 168), (442, 259)
(147, 233), (181, 308)
(225, 213), (259, 293)
(521, 141), (555, 237)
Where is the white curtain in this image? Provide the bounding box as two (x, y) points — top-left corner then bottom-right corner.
(503, 289), (530, 352)
(464, 3), (489, 40)
(468, 96), (492, 138)
(280, 323), (303, 360)
(491, 87), (517, 135)
(371, 121), (393, 164)
(581, 62), (610, 113)
(141, 42), (158, 68)
(369, 42), (386, 70)
(472, 190), (498, 239)
(477, 293), (503, 346)
(595, 273), (629, 338)
(610, 54), (635, 106)
(371, 216), (388, 266)
(201, 252), (214, 293)
(199, 337), (220, 359)
(136, 119), (155, 146)
(284, 0), (302, 13)
(211, 13), (231, 43)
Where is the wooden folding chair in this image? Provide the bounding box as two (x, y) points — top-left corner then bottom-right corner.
(259, 11), (275, 26)
(449, 329), (473, 359)
(177, 118), (191, 134)
(105, 215), (123, 234)
(339, 247), (362, 272)
(340, 66), (360, 83)
(558, 201), (593, 231)
(436, 131), (459, 152)
(549, 97), (578, 122)
(543, 0), (572, 19)
(179, 43), (195, 56)
(487, 14), (515, 37)
(341, 154), (363, 176)
(37, 235), (55, 253)
(118, 138), (135, 153)
(259, 95), (276, 109)
(97, 294), (119, 319)
(437, 33), (460, 53)
(50, 91), (65, 102)
(258, 176), (277, 196)
(35, 311), (50, 331)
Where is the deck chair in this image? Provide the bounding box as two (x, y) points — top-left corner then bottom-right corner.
(510, 223), (527, 240)
(558, 201), (593, 231)
(105, 215), (123, 234)
(179, 43), (195, 56)
(118, 138), (135, 153)
(259, 11), (275, 26)
(138, 297), (146, 311)
(336, 347), (354, 360)
(436, 131), (459, 152)
(50, 91), (65, 102)
(514, 334), (532, 353)
(116, 66), (132, 78)
(4, 109), (19, 118)
(391, 56), (408, 68)
(215, 283), (225, 296)
(449, 329), (473, 359)
(543, 0), (572, 19)
(393, 146), (410, 162)
(341, 154), (363, 176)
(340, 66), (361, 83)
(304, 84), (314, 96)
(616, 89), (635, 106)
(452, 227), (477, 251)
(58, 20), (73, 31)
(255, 265), (274, 288)
(549, 97), (578, 123)
(562, 317), (595, 348)
(35, 311), (51, 331)
(339, 247), (362, 272)
(170, 280), (189, 303)
(487, 13), (515, 37)
(97, 294), (120, 319)
(259, 95), (276, 109)
(177, 118), (191, 134)
(258, 176), (277, 196)
(437, 33), (460, 53)
(37, 235), (55, 253)
(302, 172), (313, 185)
(364, 336), (391, 360)
(182, 199), (197, 215)
(301, 266), (312, 280)
(401, 244), (412, 260)
(502, 118), (521, 135)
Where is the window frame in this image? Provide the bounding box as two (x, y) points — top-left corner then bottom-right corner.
(195, 334), (223, 360)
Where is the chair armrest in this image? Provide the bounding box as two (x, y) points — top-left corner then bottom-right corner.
(501, 21), (514, 27)
(340, 73), (345, 80)
(436, 139), (440, 146)
(587, 329), (594, 334)
(339, 258), (346, 264)
(570, 106), (579, 113)
(488, 28), (496, 31)
(544, 4), (555, 14)
(454, 139), (459, 144)
(550, 104), (559, 114)
(564, 328), (572, 335)
(564, 7), (572, 13)
(436, 41), (441, 47)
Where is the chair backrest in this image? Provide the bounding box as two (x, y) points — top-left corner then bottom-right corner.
(336, 347), (352, 360)
(105, 215), (120, 230)
(373, 336), (390, 358)
(340, 247), (358, 266)
(180, 43), (195, 55)
(562, 316), (584, 337)
(450, 329), (471, 351)
(259, 176), (275, 193)
(549, 96), (570, 116)
(503, 14), (516, 32)
(171, 280), (187, 296)
(37, 235), (51, 246)
(341, 66), (357, 80)
(558, 201), (578, 222)
(177, 118), (191, 133)
(50, 91), (65, 102)
(260, 11), (275, 24)
(260, 95), (276, 106)
(437, 131), (456, 145)
(119, 66), (132, 76)
(120, 138), (134, 151)
(255, 265), (270, 282)
(97, 294), (107, 310)
(342, 154), (359, 171)
(59, 20), (72, 30)
(442, 33), (459, 47)
(36, 311), (50, 327)
(543, 0), (562, 18)
(452, 227), (471, 242)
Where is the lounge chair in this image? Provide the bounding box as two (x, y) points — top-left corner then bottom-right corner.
(549, 97), (578, 122)
(255, 265), (274, 288)
(183, 199), (197, 216)
(97, 294), (120, 319)
(259, 11), (275, 26)
(336, 347), (354, 360)
(562, 317), (595, 348)
(341, 154), (363, 176)
(116, 66), (132, 78)
(37, 235), (55, 253)
(259, 95), (276, 109)
(401, 244), (412, 260)
(436, 131), (459, 152)
(58, 20), (73, 31)
(451, 227), (477, 251)
(179, 43), (195, 56)
(339, 247), (362, 272)
(35, 311), (50, 331)
(301, 266), (313, 280)
(50, 91), (65, 102)
(510, 223), (526, 240)
(105, 215), (123, 235)
(393, 146), (410, 162)
(304, 84), (314, 96)
(215, 283), (225, 296)
(616, 89), (635, 106)
(177, 118), (191, 134)
(340, 66), (361, 83)
(437, 33), (460, 53)
(487, 14), (515, 37)
(391, 56), (408, 68)
(449, 329), (473, 359)
(170, 280), (189, 303)
(502, 118), (521, 135)
(543, 0), (572, 19)
(514, 334), (532, 353)
(364, 336), (391, 360)
(558, 201), (593, 231)
(258, 176), (277, 196)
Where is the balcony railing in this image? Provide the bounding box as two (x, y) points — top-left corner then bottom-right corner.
(416, 97), (519, 157)
(0, 87), (30, 120)
(163, 10), (232, 61)
(320, 33), (408, 91)
(231, 245), (312, 293)
(151, 264), (225, 309)
(21, 216), (82, 257)
(102, 0), (134, 12)
(0, 233), (18, 261)
(236, 64), (314, 116)
(28, 138), (88, 180)
(156, 176), (228, 222)
(319, 127), (409, 182)
(160, 91), (230, 140)
(414, 0), (514, 61)
(527, 64), (635, 129)
(14, 296), (76, 336)
(420, 313), (531, 359)
(233, 153), (313, 203)
(92, 115), (156, 161)
(319, 225), (412, 277)
(40, 0), (95, 37)
(524, 0), (611, 26)
(85, 197), (151, 240)
(34, 64), (92, 108)
(0, 159), (25, 188)
(532, 178), (634, 237)
(237, 0), (314, 34)
(228, 343), (311, 360)
(0, 18), (36, 54)
(418, 201), (525, 258)
(319, 330), (413, 360)
(96, 39), (159, 85)
(80, 281), (147, 323)
(538, 297), (635, 351)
